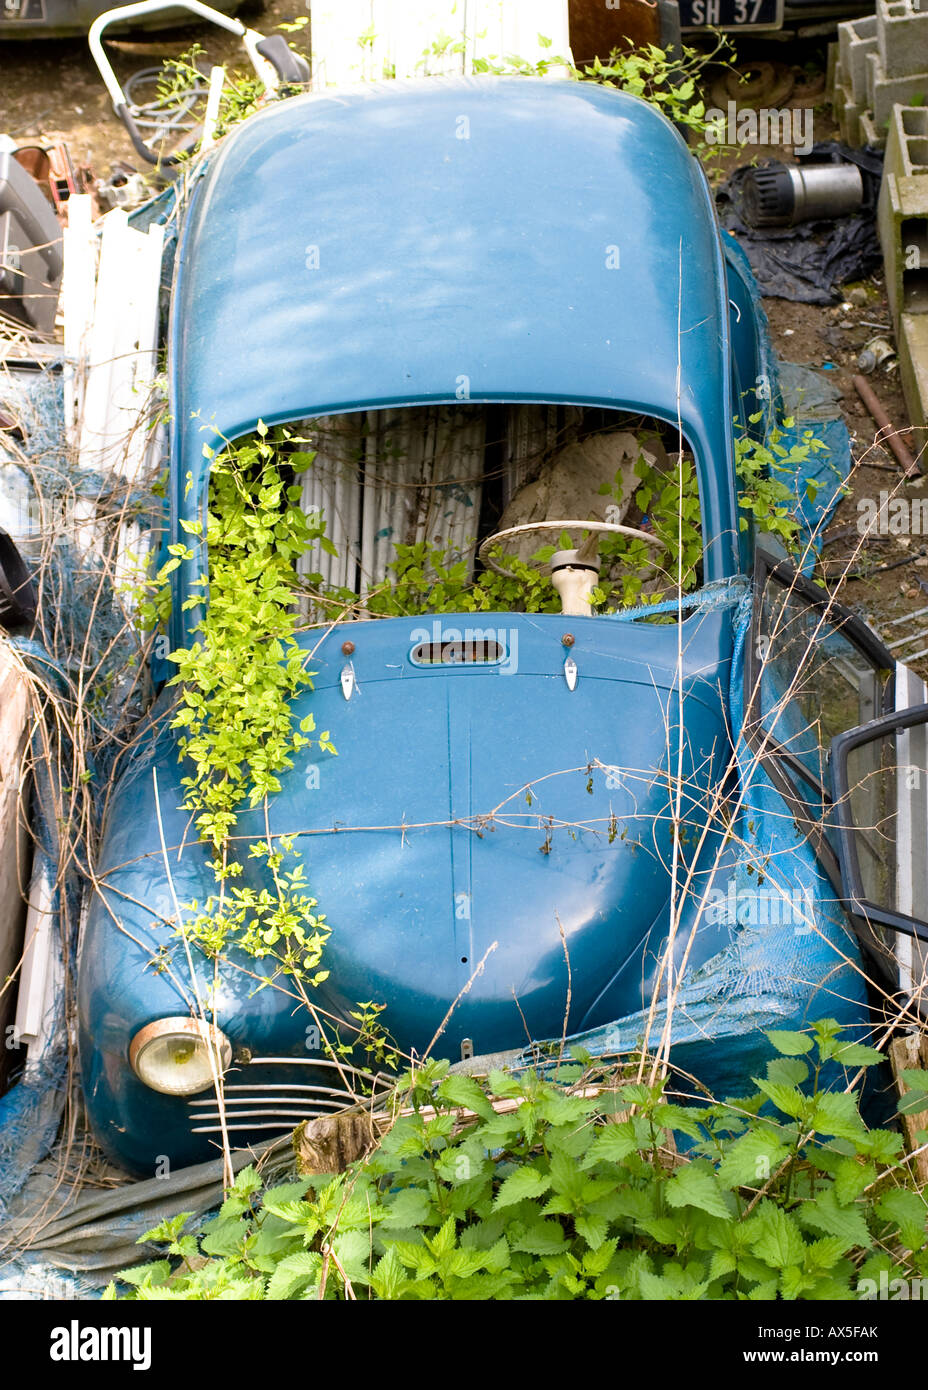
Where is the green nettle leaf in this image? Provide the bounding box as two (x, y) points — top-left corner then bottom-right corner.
(717, 1127), (790, 1190)
(265, 1251), (322, 1300)
(745, 1278), (779, 1301)
(583, 1120), (639, 1166)
(876, 1189), (928, 1251)
(369, 1246), (407, 1300)
(665, 1162), (732, 1220)
(809, 1092), (867, 1141)
(765, 1030), (814, 1057)
(753, 1077), (812, 1121)
(575, 1213), (611, 1251)
(436, 1073), (497, 1119)
(831, 1042), (885, 1068)
(510, 1219), (568, 1255)
(798, 1189), (872, 1250)
(493, 1167), (552, 1211)
(832, 1157), (877, 1206)
(748, 1202), (807, 1269)
(379, 1188), (434, 1230)
(765, 1056), (810, 1088)
(858, 1128), (905, 1163)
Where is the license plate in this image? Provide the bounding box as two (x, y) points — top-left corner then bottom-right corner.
(679, 0), (783, 29)
(0, 0), (46, 19)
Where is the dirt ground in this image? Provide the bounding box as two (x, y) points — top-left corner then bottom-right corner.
(1, 18), (925, 672)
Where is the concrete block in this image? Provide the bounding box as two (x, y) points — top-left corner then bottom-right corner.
(835, 79), (863, 147)
(860, 110), (887, 147)
(866, 50), (928, 127)
(885, 104), (928, 179)
(838, 15), (878, 102)
(877, 169), (928, 322)
(898, 309), (928, 457)
(851, 36), (879, 102)
(879, 0), (928, 81)
(839, 13), (877, 75)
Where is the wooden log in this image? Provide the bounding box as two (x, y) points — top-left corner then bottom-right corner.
(890, 1031), (928, 1184)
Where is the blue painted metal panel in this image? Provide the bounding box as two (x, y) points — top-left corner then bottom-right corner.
(78, 609), (735, 1171)
(167, 77), (738, 646)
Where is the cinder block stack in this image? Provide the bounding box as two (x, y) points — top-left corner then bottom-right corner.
(879, 105), (928, 451)
(831, 2), (928, 150)
(831, 4), (928, 449)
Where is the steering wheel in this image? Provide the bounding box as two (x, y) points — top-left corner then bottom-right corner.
(477, 519), (664, 579)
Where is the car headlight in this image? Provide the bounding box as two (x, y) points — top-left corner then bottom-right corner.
(129, 1017), (232, 1096)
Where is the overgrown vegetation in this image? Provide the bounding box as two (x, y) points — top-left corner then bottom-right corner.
(138, 425), (334, 991)
(110, 1022), (928, 1301)
(135, 406), (822, 991)
(153, 27), (723, 169)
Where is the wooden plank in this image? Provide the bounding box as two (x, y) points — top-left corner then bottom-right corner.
(77, 210), (164, 483)
(0, 644), (32, 1091)
(61, 193), (97, 448)
(890, 1031), (928, 1184)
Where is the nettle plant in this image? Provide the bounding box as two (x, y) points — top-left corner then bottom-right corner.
(111, 1021), (928, 1301)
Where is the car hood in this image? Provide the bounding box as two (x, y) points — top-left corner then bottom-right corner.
(85, 611), (734, 1059)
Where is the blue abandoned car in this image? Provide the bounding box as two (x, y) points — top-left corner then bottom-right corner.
(76, 75), (928, 1175)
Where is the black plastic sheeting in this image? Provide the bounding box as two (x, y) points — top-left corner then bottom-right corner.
(716, 143), (884, 304)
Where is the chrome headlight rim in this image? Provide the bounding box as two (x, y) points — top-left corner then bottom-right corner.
(129, 1016), (232, 1096)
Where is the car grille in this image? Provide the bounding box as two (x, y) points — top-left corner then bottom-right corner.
(187, 1056), (387, 1134)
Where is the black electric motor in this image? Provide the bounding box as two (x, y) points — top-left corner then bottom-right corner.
(741, 159), (866, 228)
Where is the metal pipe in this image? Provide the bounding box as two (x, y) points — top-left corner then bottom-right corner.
(853, 374), (921, 478)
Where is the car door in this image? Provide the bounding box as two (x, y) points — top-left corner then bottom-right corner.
(831, 699), (928, 1006)
(744, 543), (897, 978)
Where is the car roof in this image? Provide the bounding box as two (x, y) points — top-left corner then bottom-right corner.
(168, 76), (739, 629)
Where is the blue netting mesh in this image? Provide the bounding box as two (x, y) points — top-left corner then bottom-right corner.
(0, 355), (163, 1282)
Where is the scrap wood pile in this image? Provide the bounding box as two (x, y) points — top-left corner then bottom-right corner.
(0, 185), (180, 1267)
